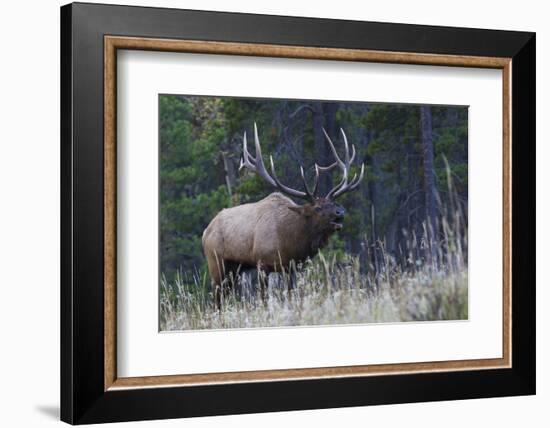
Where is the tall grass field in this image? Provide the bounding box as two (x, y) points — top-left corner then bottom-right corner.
(160, 217), (467, 331)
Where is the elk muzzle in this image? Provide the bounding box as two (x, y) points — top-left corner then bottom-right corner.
(330, 206), (345, 231)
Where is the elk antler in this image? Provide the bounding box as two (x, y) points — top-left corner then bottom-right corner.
(322, 128), (365, 200)
(239, 123), (364, 201)
(239, 123), (318, 200)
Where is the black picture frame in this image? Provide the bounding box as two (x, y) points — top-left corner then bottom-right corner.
(61, 2), (535, 424)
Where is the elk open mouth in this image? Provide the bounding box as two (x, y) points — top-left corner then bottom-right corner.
(330, 221), (343, 231)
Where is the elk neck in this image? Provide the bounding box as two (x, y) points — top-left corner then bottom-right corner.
(284, 208), (335, 261)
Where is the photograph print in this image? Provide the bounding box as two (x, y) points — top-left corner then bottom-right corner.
(159, 94), (468, 331)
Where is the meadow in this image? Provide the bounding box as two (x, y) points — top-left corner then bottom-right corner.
(160, 218), (467, 331)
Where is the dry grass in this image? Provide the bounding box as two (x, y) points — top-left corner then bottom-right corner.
(160, 236), (468, 331)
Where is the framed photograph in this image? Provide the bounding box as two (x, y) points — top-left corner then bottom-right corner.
(60, 2), (535, 424)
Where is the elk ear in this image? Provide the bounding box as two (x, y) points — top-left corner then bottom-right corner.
(288, 205), (312, 217)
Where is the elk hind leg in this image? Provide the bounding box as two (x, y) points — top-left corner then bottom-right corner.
(206, 251), (225, 310)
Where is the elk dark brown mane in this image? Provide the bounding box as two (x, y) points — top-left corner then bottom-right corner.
(202, 123), (365, 307)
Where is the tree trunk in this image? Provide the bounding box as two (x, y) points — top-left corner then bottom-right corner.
(323, 103), (338, 194)
(364, 130), (380, 274)
(220, 150), (236, 205)
(420, 105), (438, 265)
(312, 102), (337, 196)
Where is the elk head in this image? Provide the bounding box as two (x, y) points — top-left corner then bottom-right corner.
(239, 123), (365, 233)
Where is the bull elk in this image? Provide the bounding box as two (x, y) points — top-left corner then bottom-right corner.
(202, 123), (365, 307)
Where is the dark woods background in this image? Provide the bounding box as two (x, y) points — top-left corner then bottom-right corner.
(160, 95), (468, 282)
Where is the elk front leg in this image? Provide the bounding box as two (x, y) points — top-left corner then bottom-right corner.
(288, 270), (297, 301)
(287, 260), (297, 300)
(257, 261), (268, 306)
